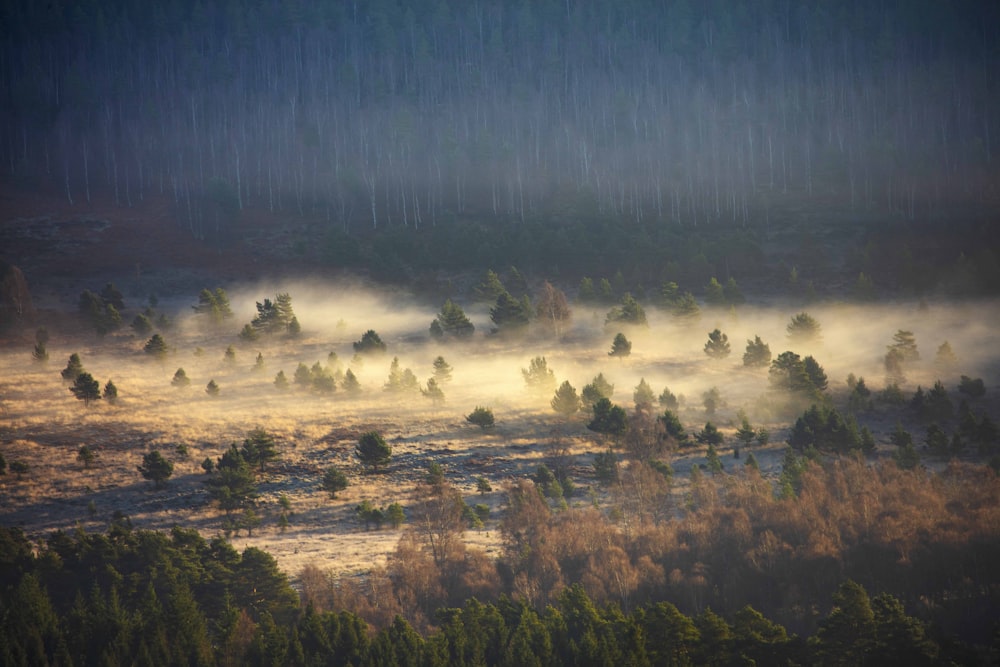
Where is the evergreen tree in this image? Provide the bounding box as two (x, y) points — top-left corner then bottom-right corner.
(704, 329), (731, 358)
(31, 341), (48, 362)
(103, 379), (118, 404)
(466, 406), (496, 429)
(696, 422), (724, 446)
(241, 428), (280, 472)
(522, 356), (557, 392)
(422, 377), (445, 404)
(551, 381), (582, 416)
(205, 379), (220, 396)
(224, 345), (237, 365)
(490, 290), (531, 333)
(138, 450), (174, 489)
(672, 292), (701, 323)
(935, 341), (957, 366)
(321, 467), (349, 498)
(743, 335), (772, 367)
(705, 443), (724, 474)
(143, 334), (169, 360)
(61, 353), (84, 381)
(605, 293), (647, 326)
(130, 313), (153, 336)
(473, 269), (506, 302)
(786, 312), (822, 344)
(803, 355), (828, 391)
(724, 277), (745, 305)
(430, 299), (475, 339)
(609, 332), (632, 358)
(353, 329), (387, 355)
(205, 444), (258, 514)
(582, 373), (615, 405)
(70, 372), (101, 405)
(578, 277), (596, 302)
(888, 330), (919, 362)
(588, 398), (628, 439)
(356, 432), (392, 472)
(735, 417), (758, 448)
(172, 368), (191, 387)
(704, 277), (726, 306)
(273, 370), (289, 390)
(432, 356), (453, 383)
(634, 378), (656, 412)
(342, 369), (361, 395)
(77, 445), (95, 468)
(659, 387), (679, 411)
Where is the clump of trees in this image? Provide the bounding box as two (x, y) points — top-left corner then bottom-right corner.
(192, 287), (233, 325)
(429, 299), (474, 339)
(244, 292), (298, 338)
(605, 293), (647, 327)
(353, 329), (387, 355)
(78, 285), (123, 336)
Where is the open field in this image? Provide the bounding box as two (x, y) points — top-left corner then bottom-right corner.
(3, 282), (999, 580)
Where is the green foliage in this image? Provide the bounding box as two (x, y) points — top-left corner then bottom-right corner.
(355, 500), (386, 530)
(430, 299), (475, 339)
(466, 406), (496, 430)
(551, 380), (581, 416)
(704, 277), (726, 306)
(769, 351), (825, 398)
(102, 379), (118, 404)
(696, 422), (724, 446)
(241, 428), (279, 472)
(356, 432), (392, 471)
(353, 329), (387, 355)
(788, 404), (864, 454)
(321, 466), (349, 498)
(248, 292), (297, 336)
(130, 313), (153, 336)
(608, 332), (631, 358)
(671, 291), (701, 322)
(171, 368), (191, 387)
(582, 373), (615, 405)
(587, 398), (628, 438)
(78, 288), (122, 336)
(490, 290), (531, 333)
(205, 444), (258, 514)
(592, 449), (619, 484)
(605, 292), (647, 327)
(70, 372), (101, 405)
(660, 410), (690, 446)
(521, 356), (556, 392)
(143, 334), (169, 360)
(137, 450), (173, 489)
(205, 379), (220, 396)
(192, 287), (233, 325)
(633, 378), (656, 412)
(705, 443), (723, 474)
(473, 269), (507, 303)
(786, 312), (821, 344)
(476, 476), (493, 494)
(743, 335), (771, 368)
(704, 328), (731, 358)
(61, 352), (84, 381)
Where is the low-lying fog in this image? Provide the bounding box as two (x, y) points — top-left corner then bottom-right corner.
(13, 281), (1000, 445)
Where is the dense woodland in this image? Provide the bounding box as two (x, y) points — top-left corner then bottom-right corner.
(2, 0), (1000, 287)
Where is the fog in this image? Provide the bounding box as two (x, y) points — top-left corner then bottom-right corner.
(17, 284), (997, 453)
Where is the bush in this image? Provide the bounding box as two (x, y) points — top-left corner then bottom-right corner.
(466, 406), (496, 429)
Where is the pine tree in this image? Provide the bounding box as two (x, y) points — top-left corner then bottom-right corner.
(672, 292), (701, 323)
(273, 370), (289, 390)
(61, 353), (84, 381)
(522, 356), (556, 392)
(172, 368), (191, 387)
(634, 378), (656, 412)
(743, 336), (771, 367)
(422, 377), (445, 404)
(342, 369), (361, 394)
(70, 372), (101, 405)
(704, 277), (726, 307)
(356, 432), (392, 471)
(605, 293), (647, 326)
(206, 379), (220, 396)
(353, 329), (387, 355)
(430, 299), (475, 339)
(473, 269), (506, 302)
(103, 379), (118, 404)
(551, 381), (582, 416)
(587, 398), (628, 438)
(609, 332), (632, 358)
(138, 450), (174, 489)
(32, 341), (48, 362)
(321, 467), (349, 498)
(131, 313), (153, 336)
(143, 334), (169, 360)
(432, 356), (453, 383)
(241, 428), (279, 472)
(659, 387), (679, 411)
(490, 291), (530, 333)
(704, 329), (731, 358)
(786, 312), (821, 344)
(582, 373), (615, 405)
(466, 406), (496, 429)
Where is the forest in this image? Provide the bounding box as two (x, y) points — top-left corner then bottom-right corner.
(2, 1), (1000, 665)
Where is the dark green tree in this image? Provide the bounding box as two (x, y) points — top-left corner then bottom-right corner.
(672, 292), (701, 323)
(704, 277), (726, 306)
(31, 341), (48, 362)
(743, 335), (772, 367)
(609, 332), (632, 358)
(605, 292), (647, 327)
(466, 406), (496, 430)
(103, 379), (118, 404)
(588, 398), (628, 439)
(70, 372), (101, 405)
(551, 381), (581, 416)
(77, 445), (95, 469)
(172, 368), (191, 388)
(958, 375), (986, 399)
(593, 449), (619, 484)
(430, 299), (475, 339)
(353, 329), (387, 355)
(813, 580), (876, 666)
(61, 353), (84, 381)
(138, 451), (174, 489)
(130, 314), (153, 336)
(321, 467), (349, 498)
(205, 379), (220, 396)
(490, 290), (531, 333)
(473, 269), (506, 302)
(241, 428), (279, 473)
(704, 329), (731, 358)
(696, 422), (724, 446)
(143, 334), (169, 360)
(206, 445), (258, 515)
(356, 432), (392, 472)
(660, 410), (690, 446)
(582, 373), (615, 405)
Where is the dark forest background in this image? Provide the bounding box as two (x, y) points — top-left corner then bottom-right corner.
(2, 0), (999, 288)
